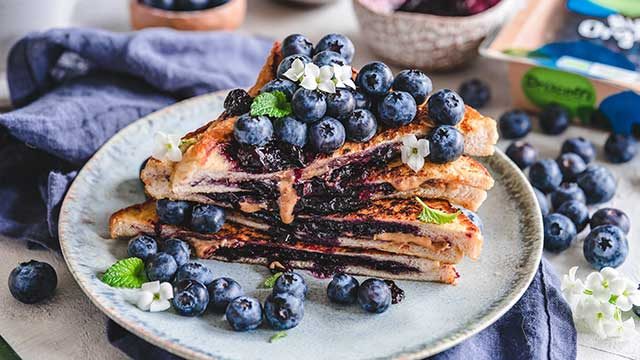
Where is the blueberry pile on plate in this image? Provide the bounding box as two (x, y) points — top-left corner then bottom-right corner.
(504, 130), (633, 270)
(226, 33), (468, 163)
(139, 0), (230, 11)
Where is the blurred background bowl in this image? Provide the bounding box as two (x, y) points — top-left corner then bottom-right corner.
(130, 0), (246, 31)
(352, 0), (518, 71)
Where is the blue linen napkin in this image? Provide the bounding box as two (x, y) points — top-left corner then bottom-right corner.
(0, 28), (576, 360)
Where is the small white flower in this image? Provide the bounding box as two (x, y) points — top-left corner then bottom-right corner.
(300, 63), (335, 93)
(610, 277), (640, 311)
(332, 64), (356, 89)
(283, 58), (305, 82)
(604, 318), (638, 338)
(400, 134), (430, 173)
(136, 281), (173, 312)
(152, 132), (183, 162)
(578, 296), (616, 339)
(585, 267), (619, 303)
(561, 266), (585, 311)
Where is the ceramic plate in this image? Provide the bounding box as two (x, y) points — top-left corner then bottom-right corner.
(59, 91), (543, 360)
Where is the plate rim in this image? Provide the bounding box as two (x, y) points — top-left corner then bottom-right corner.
(59, 90), (544, 360)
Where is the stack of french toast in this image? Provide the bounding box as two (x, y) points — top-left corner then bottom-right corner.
(110, 37), (498, 284)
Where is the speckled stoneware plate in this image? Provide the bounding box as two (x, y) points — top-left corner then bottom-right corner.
(59, 91), (543, 360)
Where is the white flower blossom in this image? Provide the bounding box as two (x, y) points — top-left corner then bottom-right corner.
(332, 64), (356, 89)
(300, 63), (335, 93)
(400, 135), (430, 173)
(585, 267), (620, 303)
(561, 266), (585, 311)
(578, 296), (616, 339)
(136, 281), (173, 312)
(604, 318), (638, 339)
(611, 277), (640, 311)
(152, 132), (183, 162)
(283, 58), (305, 82)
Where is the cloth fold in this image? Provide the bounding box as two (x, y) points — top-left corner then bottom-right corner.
(0, 28), (576, 360)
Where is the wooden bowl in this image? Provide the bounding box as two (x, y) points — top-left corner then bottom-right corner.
(130, 0), (247, 31)
(352, 0), (518, 71)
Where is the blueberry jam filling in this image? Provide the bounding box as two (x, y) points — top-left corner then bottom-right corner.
(225, 141), (311, 173)
(207, 243), (420, 275)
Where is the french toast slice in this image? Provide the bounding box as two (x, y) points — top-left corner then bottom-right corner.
(109, 201), (459, 283)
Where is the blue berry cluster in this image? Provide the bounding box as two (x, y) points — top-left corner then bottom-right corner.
(327, 273), (396, 314)
(156, 199), (225, 233)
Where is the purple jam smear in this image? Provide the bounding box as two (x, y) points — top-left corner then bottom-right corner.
(385, 280), (405, 304)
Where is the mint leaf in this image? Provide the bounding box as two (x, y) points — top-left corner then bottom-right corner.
(101, 257), (148, 288)
(262, 272), (283, 289)
(269, 331), (287, 343)
(416, 197), (459, 225)
(250, 91), (292, 118)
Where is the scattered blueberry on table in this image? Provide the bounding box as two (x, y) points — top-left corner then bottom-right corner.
(543, 213), (577, 252)
(583, 225), (628, 270)
(561, 137), (596, 163)
(172, 279), (210, 317)
(604, 133), (637, 164)
(576, 165), (616, 204)
(529, 159), (563, 194)
(9, 260), (57, 304)
(533, 188), (550, 216)
(506, 141), (537, 169)
(539, 104), (570, 135)
(556, 152), (586, 182)
(549, 183), (586, 209)
(458, 78), (490, 108)
(499, 110), (531, 139)
(590, 208), (630, 234)
(556, 200), (590, 233)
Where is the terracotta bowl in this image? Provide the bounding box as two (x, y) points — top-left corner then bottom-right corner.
(130, 0), (247, 31)
(352, 0), (518, 71)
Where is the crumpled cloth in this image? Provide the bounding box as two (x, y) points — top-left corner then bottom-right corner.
(0, 27), (576, 360)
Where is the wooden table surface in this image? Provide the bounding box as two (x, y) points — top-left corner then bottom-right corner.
(0, 0), (638, 359)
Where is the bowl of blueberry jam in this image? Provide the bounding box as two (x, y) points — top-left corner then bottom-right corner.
(131, 0), (246, 31)
(353, 0), (518, 71)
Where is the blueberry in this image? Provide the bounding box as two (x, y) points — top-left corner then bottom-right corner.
(583, 225), (628, 269)
(344, 109), (378, 142)
(312, 50), (347, 67)
(163, 238), (190, 267)
(499, 110), (531, 139)
(529, 159), (563, 194)
(276, 54), (311, 79)
(392, 69), (432, 105)
(355, 62), (394, 97)
(427, 89), (465, 126)
(172, 280), (209, 317)
(604, 133), (637, 163)
(264, 293), (305, 330)
(190, 204), (225, 233)
(140, 0), (174, 10)
(315, 33), (355, 64)
(550, 183), (586, 209)
(145, 253), (178, 282)
(539, 104), (570, 135)
(273, 272), (308, 300)
(281, 34), (314, 58)
(377, 91), (417, 127)
(156, 199), (191, 225)
(556, 199), (590, 233)
(309, 117), (346, 153)
(357, 278), (391, 313)
(260, 78), (298, 100)
(274, 116), (308, 147)
(459, 208), (483, 232)
(590, 208), (630, 234)
(8, 260), (57, 304)
(428, 125), (464, 164)
(326, 89), (355, 118)
(556, 153), (587, 182)
(458, 78), (490, 108)
(225, 296), (263, 331)
(543, 213), (577, 252)
(175, 262), (214, 285)
(174, 0), (209, 10)
(208, 277), (244, 312)
(561, 137), (596, 164)
(224, 88), (253, 116)
(576, 165), (616, 204)
(127, 235), (158, 261)
(534, 188), (550, 216)
(292, 88), (327, 123)
(233, 114), (273, 146)
(352, 91), (371, 110)
(506, 141), (537, 169)
(327, 273), (359, 304)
